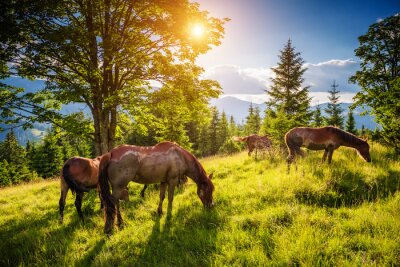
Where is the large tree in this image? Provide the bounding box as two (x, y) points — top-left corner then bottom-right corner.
(2, 0), (227, 154)
(324, 81), (344, 128)
(264, 39), (312, 141)
(350, 14), (400, 152)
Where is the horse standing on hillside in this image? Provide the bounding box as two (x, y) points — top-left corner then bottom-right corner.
(232, 134), (272, 157)
(59, 156), (129, 223)
(285, 126), (371, 172)
(99, 141), (215, 234)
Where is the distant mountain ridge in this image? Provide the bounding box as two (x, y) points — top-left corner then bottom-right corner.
(211, 96), (378, 129)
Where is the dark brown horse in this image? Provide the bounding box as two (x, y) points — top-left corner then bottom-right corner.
(99, 141), (214, 234)
(59, 156), (129, 223)
(233, 134), (272, 157)
(285, 126), (371, 172)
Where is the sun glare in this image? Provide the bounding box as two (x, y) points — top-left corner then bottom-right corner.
(191, 24), (204, 38)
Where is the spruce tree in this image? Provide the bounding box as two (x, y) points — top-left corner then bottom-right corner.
(324, 81), (344, 128)
(313, 104), (324, 127)
(264, 39), (312, 141)
(345, 109), (357, 134)
(228, 115), (237, 137)
(217, 111), (229, 148)
(208, 107), (220, 155)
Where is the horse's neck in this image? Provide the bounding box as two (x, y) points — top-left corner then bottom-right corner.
(340, 137), (363, 150)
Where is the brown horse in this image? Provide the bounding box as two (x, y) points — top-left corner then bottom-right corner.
(233, 134), (272, 157)
(59, 156), (129, 223)
(285, 126), (371, 172)
(99, 141), (214, 234)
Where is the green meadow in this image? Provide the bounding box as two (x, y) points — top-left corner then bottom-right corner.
(1, 144), (400, 266)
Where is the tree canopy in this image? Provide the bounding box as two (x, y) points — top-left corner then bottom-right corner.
(1, 0), (228, 154)
(350, 14), (400, 152)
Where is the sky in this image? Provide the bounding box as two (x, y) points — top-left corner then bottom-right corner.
(194, 0), (399, 105)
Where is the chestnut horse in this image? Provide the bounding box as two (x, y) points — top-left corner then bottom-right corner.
(233, 134), (272, 157)
(99, 141), (214, 234)
(285, 126), (371, 172)
(59, 156), (101, 223)
(59, 156), (129, 223)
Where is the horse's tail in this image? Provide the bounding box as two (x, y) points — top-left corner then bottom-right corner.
(284, 130), (303, 157)
(62, 161), (90, 194)
(232, 136), (247, 142)
(98, 153), (116, 233)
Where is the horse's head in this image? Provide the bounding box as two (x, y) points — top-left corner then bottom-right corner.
(357, 140), (371, 162)
(197, 173), (215, 208)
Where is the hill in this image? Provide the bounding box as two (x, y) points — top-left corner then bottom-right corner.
(0, 144), (399, 266)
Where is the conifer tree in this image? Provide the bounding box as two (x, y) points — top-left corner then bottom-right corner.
(217, 111), (229, 148)
(313, 105), (324, 127)
(324, 81), (344, 128)
(345, 108), (357, 134)
(228, 115), (238, 137)
(208, 107), (220, 154)
(264, 39), (312, 141)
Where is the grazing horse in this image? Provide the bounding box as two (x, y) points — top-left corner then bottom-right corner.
(59, 156), (101, 223)
(233, 134), (272, 157)
(285, 126), (371, 172)
(59, 156), (129, 223)
(99, 141), (214, 234)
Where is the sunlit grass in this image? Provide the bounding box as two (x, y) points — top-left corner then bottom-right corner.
(1, 143), (400, 266)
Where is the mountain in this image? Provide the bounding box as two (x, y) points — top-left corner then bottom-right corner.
(212, 96), (379, 129)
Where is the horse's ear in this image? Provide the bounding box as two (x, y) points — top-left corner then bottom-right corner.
(209, 173), (213, 180)
(364, 136), (368, 142)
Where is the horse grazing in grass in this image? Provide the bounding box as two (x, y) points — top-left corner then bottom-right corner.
(59, 156), (129, 223)
(99, 141), (214, 234)
(232, 134), (272, 157)
(285, 126), (371, 172)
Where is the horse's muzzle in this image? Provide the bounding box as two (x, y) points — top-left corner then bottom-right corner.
(205, 202), (215, 209)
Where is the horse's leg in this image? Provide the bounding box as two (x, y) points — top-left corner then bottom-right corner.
(322, 149), (328, 163)
(59, 179), (69, 224)
(327, 147), (334, 164)
(248, 147), (253, 157)
(167, 179), (178, 214)
(75, 192), (84, 222)
(157, 182), (167, 215)
(97, 185), (103, 210)
(140, 185), (148, 198)
(116, 201), (123, 229)
(286, 154), (294, 174)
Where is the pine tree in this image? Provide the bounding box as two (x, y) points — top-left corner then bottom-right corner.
(345, 108), (357, 134)
(35, 130), (64, 178)
(313, 105), (324, 127)
(208, 107), (220, 154)
(254, 106), (262, 134)
(264, 39), (312, 141)
(217, 111), (229, 149)
(228, 115), (237, 137)
(324, 81), (344, 128)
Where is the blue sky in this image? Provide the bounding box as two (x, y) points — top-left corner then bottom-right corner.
(195, 0), (399, 104)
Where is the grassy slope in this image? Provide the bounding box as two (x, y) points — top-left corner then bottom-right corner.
(1, 144), (400, 266)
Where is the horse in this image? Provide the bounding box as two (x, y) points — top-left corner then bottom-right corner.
(98, 141), (214, 234)
(232, 134), (272, 157)
(59, 156), (129, 223)
(285, 126), (371, 172)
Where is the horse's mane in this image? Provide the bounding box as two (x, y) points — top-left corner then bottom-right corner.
(178, 146), (210, 185)
(326, 126), (365, 145)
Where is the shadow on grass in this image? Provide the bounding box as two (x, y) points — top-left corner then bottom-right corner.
(134, 207), (224, 266)
(0, 189), (105, 267)
(294, 163), (400, 208)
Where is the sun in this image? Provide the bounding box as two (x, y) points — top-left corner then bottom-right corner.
(191, 24), (204, 38)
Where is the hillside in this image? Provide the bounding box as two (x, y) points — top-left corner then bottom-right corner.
(1, 144), (399, 266)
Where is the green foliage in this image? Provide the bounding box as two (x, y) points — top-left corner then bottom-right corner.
(324, 81), (344, 128)
(345, 108), (357, 134)
(245, 104), (261, 135)
(350, 14), (400, 153)
(2, 0), (228, 154)
(217, 112), (230, 148)
(264, 39), (312, 141)
(312, 105), (324, 127)
(218, 139), (242, 155)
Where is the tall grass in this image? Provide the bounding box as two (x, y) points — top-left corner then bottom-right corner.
(0, 143), (399, 266)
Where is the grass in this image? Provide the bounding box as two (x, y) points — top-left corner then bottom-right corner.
(1, 143), (400, 266)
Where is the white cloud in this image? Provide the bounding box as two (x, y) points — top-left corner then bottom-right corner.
(204, 59), (361, 104)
